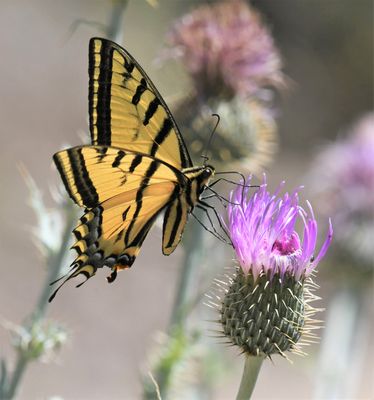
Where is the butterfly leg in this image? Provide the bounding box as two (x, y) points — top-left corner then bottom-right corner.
(195, 203), (232, 246)
(191, 211), (230, 245)
(201, 186), (240, 206)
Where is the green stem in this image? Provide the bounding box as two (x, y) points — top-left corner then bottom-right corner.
(236, 355), (264, 400)
(2, 355), (27, 400)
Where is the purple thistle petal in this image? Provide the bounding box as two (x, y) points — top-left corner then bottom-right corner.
(306, 218), (334, 274)
(227, 175), (333, 281)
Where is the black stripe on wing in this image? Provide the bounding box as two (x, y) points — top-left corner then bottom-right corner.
(88, 37), (193, 169)
(150, 118), (173, 157)
(166, 198), (183, 249)
(143, 98), (160, 126)
(125, 159), (160, 245)
(53, 149), (99, 208)
(89, 39), (113, 146)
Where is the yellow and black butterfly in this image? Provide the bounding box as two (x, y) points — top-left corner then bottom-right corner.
(49, 38), (217, 301)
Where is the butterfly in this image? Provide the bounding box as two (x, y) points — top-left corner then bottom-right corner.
(49, 38), (216, 301)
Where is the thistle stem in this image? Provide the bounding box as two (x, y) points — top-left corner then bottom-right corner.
(236, 355), (264, 400)
(169, 217), (204, 329)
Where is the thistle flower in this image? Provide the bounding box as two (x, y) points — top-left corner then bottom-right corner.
(162, 0), (284, 169)
(215, 176), (333, 358)
(164, 0), (284, 100)
(308, 113), (374, 267)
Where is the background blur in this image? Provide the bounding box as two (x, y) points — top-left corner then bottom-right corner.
(0, 1), (372, 399)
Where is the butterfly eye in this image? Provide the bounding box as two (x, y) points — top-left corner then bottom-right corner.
(204, 167), (213, 176)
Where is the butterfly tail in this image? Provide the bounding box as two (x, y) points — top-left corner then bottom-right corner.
(48, 261), (96, 302)
(49, 206), (141, 301)
(49, 207), (106, 302)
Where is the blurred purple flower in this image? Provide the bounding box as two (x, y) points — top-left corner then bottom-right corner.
(164, 0), (284, 99)
(309, 113), (374, 264)
(227, 175), (333, 281)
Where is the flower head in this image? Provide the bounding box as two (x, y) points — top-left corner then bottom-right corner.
(228, 175), (333, 281)
(309, 113), (374, 265)
(164, 0), (284, 99)
(161, 0), (283, 171)
(215, 176), (332, 358)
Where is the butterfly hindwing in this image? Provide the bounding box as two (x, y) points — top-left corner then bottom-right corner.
(89, 37), (192, 169)
(49, 180), (178, 301)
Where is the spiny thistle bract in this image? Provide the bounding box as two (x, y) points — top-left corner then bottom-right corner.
(209, 176), (332, 359)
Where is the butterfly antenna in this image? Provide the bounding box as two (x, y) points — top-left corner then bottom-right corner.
(202, 113), (220, 166)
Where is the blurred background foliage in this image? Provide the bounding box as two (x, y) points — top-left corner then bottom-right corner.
(0, 0), (372, 399)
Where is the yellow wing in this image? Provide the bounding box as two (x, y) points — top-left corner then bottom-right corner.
(53, 145), (182, 208)
(49, 183), (176, 301)
(89, 37), (192, 169)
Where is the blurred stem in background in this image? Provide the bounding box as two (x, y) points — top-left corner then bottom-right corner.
(169, 218), (205, 330)
(0, 2), (130, 398)
(143, 217), (207, 399)
(0, 171), (76, 400)
(313, 286), (370, 399)
(105, 0), (128, 42)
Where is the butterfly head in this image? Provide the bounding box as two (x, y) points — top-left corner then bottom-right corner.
(196, 165), (215, 194)
(201, 165), (215, 182)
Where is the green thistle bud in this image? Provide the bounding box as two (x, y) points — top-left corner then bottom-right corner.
(219, 269), (315, 357)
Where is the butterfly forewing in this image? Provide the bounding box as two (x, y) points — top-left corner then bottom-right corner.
(53, 145), (182, 208)
(89, 38), (192, 169)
